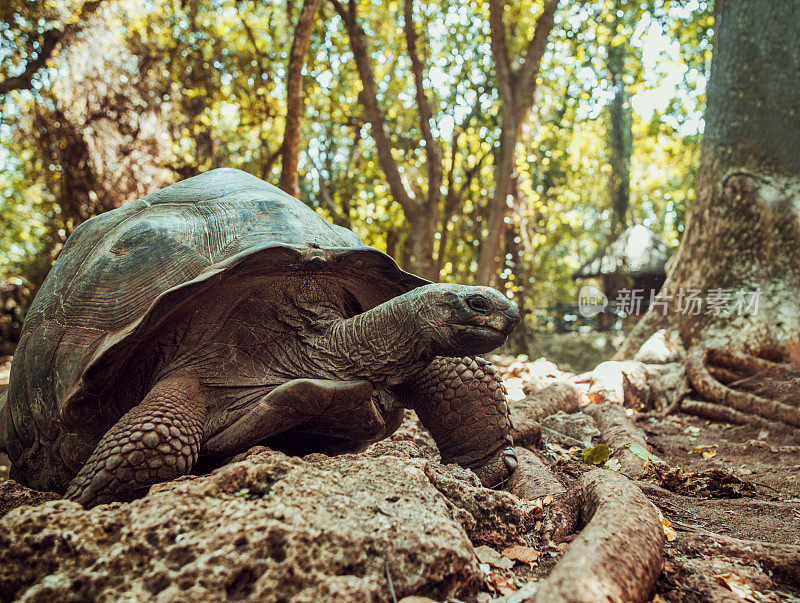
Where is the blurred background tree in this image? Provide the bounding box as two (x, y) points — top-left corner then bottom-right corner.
(0, 0), (711, 359)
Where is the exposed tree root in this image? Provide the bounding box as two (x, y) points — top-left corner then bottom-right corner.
(535, 470), (665, 602)
(504, 447), (565, 500)
(707, 364), (745, 385)
(583, 403), (651, 478)
(680, 398), (789, 430)
(685, 346), (800, 427)
(509, 382), (582, 446)
(678, 532), (800, 588)
(705, 347), (788, 375)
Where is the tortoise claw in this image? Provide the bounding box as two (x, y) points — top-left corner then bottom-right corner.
(471, 446), (518, 488)
(502, 446), (518, 472)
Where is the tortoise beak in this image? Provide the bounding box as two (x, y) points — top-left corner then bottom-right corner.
(465, 296), (520, 337)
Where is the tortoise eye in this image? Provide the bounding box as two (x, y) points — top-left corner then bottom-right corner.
(466, 294), (491, 314)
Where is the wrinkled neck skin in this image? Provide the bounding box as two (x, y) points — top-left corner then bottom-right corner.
(310, 292), (437, 387)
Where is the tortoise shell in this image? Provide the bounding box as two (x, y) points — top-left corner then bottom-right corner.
(0, 168), (426, 486)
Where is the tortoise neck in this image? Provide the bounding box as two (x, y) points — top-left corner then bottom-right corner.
(322, 292), (435, 386)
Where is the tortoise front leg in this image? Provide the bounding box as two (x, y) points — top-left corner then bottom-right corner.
(65, 377), (206, 507)
(393, 356), (517, 487)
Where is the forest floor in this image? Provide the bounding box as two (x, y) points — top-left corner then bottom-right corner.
(1, 350), (799, 601)
(630, 414), (800, 600)
(491, 354), (800, 602)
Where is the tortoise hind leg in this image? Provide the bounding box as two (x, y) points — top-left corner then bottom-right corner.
(201, 378), (379, 459)
(392, 356), (517, 487)
(65, 377), (206, 507)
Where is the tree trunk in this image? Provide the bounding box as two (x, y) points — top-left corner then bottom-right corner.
(409, 210), (438, 281)
(278, 0), (322, 198)
(606, 8), (632, 236)
(620, 0), (800, 358)
(330, 0), (443, 281)
(477, 108), (520, 287)
(475, 0), (559, 285)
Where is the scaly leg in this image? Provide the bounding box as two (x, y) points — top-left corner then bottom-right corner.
(393, 356), (517, 487)
(65, 377), (206, 507)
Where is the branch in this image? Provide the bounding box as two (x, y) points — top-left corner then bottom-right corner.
(518, 0), (559, 100)
(403, 0), (443, 207)
(261, 142), (284, 179)
(0, 0), (105, 96)
(331, 0), (418, 217)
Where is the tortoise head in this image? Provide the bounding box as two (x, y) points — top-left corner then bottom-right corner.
(412, 283), (520, 356)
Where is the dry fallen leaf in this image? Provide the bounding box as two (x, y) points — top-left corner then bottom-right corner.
(542, 494), (554, 505)
(501, 544), (541, 566)
(658, 511), (677, 542)
(526, 499), (545, 517)
(485, 573), (518, 596)
(714, 572), (760, 601)
(474, 545), (515, 570)
(692, 445), (717, 459)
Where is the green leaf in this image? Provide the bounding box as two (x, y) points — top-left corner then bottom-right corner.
(628, 443), (663, 464)
(580, 444), (611, 465)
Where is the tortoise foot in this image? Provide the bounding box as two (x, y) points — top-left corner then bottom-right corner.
(393, 356), (516, 488)
(65, 377), (206, 507)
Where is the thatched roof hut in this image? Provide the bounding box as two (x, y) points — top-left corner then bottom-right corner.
(573, 224), (669, 280)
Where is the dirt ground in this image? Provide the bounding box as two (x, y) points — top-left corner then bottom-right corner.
(1, 350), (798, 602)
(642, 416), (800, 601)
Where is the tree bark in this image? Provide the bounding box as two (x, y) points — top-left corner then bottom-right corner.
(475, 0), (559, 286)
(278, 0), (322, 198)
(620, 0), (800, 358)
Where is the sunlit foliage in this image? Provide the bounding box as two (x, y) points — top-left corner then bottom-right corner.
(0, 0), (711, 338)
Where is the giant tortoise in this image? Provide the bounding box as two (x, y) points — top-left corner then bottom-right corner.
(0, 168), (519, 506)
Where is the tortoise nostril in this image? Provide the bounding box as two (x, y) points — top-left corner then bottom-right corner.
(466, 294), (491, 314)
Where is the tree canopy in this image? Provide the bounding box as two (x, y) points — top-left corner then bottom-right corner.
(0, 0), (711, 341)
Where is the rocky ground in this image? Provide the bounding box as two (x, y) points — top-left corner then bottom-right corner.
(1, 346), (799, 602)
